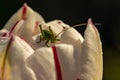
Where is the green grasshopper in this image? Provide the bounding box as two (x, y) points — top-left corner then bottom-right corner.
(37, 23), (101, 47)
(37, 25), (60, 46)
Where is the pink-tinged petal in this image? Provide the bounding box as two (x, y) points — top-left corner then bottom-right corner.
(47, 20), (84, 45)
(3, 3), (47, 49)
(27, 47), (57, 80)
(33, 21), (39, 35)
(0, 30), (36, 80)
(9, 20), (24, 35)
(79, 19), (103, 80)
(46, 20), (69, 35)
(0, 29), (9, 37)
(55, 44), (77, 80)
(21, 3), (27, 20)
(17, 17), (36, 41)
(7, 36), (36, 80)
(16, 17), (46, 49)
(4, 3), (45, 31)
(60, 27), (84, 45)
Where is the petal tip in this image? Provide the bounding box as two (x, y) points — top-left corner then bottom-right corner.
(88, 18), (93, 24)
(23, 3), (28, 7)
(87, 18), (96, 28)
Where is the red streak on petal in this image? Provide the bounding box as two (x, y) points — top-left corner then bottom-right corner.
(52, 46), (62, 80)
(9, 20), (20, 35)
(19, 36), (29, 45)
(34, 21), (39, 30)
(2, 33), (7, 37)
(22, 4), (27, 19)
(57, 20), (62, 24)
(76, 78), (80, 80)
(88, 18), (97, 33)
(19, 36), (26, 42)
(35, 21), (39, 28)
(33, 21), (39, 35)
(57, 20), (66, 29)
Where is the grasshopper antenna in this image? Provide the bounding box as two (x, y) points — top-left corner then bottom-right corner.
(72, 23), (101, 28)
(55, 23), (101, 38)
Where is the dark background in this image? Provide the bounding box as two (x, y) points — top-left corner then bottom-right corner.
(0, 0), (120, 80)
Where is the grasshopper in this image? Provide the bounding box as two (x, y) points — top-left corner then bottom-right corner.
(37, 23), (101, 47)
(37, 25), (60, 46)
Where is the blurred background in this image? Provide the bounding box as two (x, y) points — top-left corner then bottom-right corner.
(0, 0), (120, 80)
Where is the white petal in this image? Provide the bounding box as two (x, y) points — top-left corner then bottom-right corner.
(17, 17), (36, 41)
(0, 29), (9, 37)
(3, 3), (47, 49)
(55, 44), (77, 80)
(0, 34), (36, 80)
(16, 17), (47, 49)
(47, 20), (84, 45)
(27, 47), (56, 80)
(27, 43), (83, 80)
(0, 35), (10, 64)
(46, 20), (70, 37)
(60, 27), (84, 45)
(11, 20), (24, 34)
(0, 30), (10, 52)
(79, 19), (103, 80)
(8, 36), (36, 80)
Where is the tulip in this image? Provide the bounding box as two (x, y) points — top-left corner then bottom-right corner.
(0, 3), (103, 80)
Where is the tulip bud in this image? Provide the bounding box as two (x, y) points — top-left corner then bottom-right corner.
(1, 3), (103, 80)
